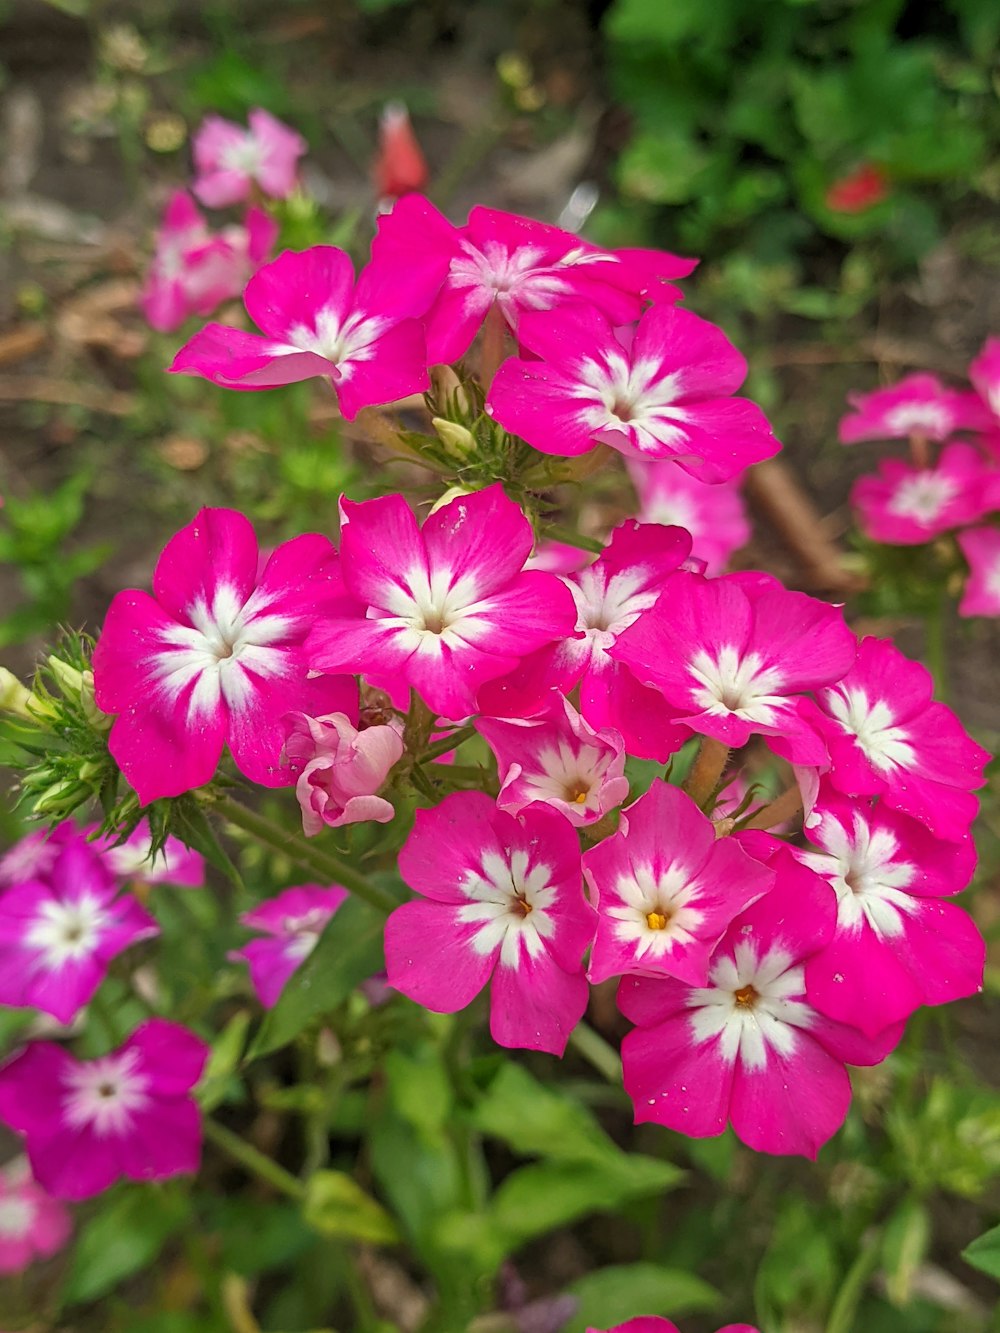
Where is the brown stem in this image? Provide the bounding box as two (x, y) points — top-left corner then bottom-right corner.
(743, 783), (804, 831)
(683, 738), (729, 808)
(909, 431), (931, 471)
(354, 405), (406, 452)
(479, 305), (508, 392)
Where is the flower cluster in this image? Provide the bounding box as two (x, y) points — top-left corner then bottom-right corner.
(842, 341), (1000, 615)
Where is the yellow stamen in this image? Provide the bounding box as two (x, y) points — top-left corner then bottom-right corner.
(734, 984), (756, 1007)
(645, 910), (669, 931)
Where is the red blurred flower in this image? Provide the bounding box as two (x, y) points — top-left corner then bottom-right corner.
(825, 163), (889, 213)
(373, 102), (429, 199)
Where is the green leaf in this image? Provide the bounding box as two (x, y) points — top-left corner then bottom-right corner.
(963, 1224), (1000, 1282)
(171, 797), (245, 893)
(385, 1043), (453, 1137)
(882, 1197), (930, 1305)
(566, 1262), (719, 1332)
(469, 1062), (613, 1163)
(59, 1186), (190, 1307)
(248, 895), (385, 1057)
(303, 1170), (399, 1244)
(198, 1009), (251, 1111)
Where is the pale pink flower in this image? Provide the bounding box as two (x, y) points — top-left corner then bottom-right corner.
(0, 1157), (71, 1274)
(306, 485), (577, 721)
(796, 787), (982, 1036)
(232, 884), (347, 1007)
(476, 696), (629, 827)
(839, 372), (991, 444)
(612, 570), (856, 764)
(479, 519), (694, 760)
(86, 818), (204, 888)
(811, 636), (990, 840)
(850, 442), (998, 545)
(627, 457), (750, 574)
(193, 108), (305, 206)
(958, 525), (1000, 616)
(93, 507), (357, 805)
(170, 245), (431, 419)
(282, 710), (404, 835)
(583, 780), (773, 985)
(486, 304), (779, 481)
(0, 1019), (208, 1200)
(0, 832), (158, 1024)
(384, 793), (595, 1055)
(618, 849), (901, 1158)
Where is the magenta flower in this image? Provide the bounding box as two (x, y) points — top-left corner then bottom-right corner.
(486, 304), (779, 481)
(0, 823), (76, 889)
(583, 780), (773, 986)
(839, 372), (992, 444)
(170, 246), (430, 419)
(0, 833), (158, 1024)
(232, 884), (347, 1008)
(812, 637), (990, 840)
(192, 108), (305, 206)
(93, 507), (357, 805)
(306, 485), (577, 721)
(618, 850), (901, 1158)
(850, 442), (998, 545)
(282, 710), (405, 835)
(87, 818), (205, 888)
(627, 456), (750, 574)
(476, 696), (629, 827)
(613, 570), (856, 764)
(385, 792), (595, 1055)
(797, 788), (982, 1036)
(970, 336), (1000, 422)
(479, 519), (694, 761)
(371, 194), (695, 364)
(0, 1019), (208, 1200)
(957, 525), (1000, 616)
(591, 1323), (759, 1333)
(0, 1157), (71, 1274)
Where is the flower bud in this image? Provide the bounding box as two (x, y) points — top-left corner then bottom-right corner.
(430, 484), (475, 515)
(431, 418), (476, 458)
(0, 667), (33, 720)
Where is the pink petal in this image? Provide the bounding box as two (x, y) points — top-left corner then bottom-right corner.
(384, 899), (495, 1012)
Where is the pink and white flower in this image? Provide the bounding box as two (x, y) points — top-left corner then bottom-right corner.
(0, 1019), (208, 1200)
(0, 833), (158, 1023)
(811, 636), (990, 840)
(479, 520), (694, 761)
(486, 304), (779, 481)
(627, 457), (750, 574)
(282, 710), (405, 835)
(0, 1157), (71, 1274)
(232, 884), (347, 1008)
(0, 823), (76, 889)
(796, 788), (982, 1035)
(850, 442), (997, 545)
(306, 485), (577, 721)
(169, 246), (431, 419)
(957, 525), (1000, 617)
(618, 849), (901, 1158)
(192, 108), (306, 207)
(87, 818), (205, 888)
(384, 793), (595, 1055)
(612, 570), (856, 764)
(583, 780), (774, 985)
(93, 507), (357, 805)
(838, 372), (991, 444)
(476, 696), (629, 827)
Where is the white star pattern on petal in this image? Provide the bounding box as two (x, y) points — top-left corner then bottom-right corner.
(799, 814), (916, 938)
(687, 645), (785, 725)
(457, 848), (557, 968)
(606, 862), (706, 961)
(824, 686), (916, 773)
(61, 1049), (151, 1138)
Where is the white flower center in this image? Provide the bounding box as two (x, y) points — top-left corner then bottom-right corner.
(283, 304), (388, 370)
(824, 686), (915, 773)
(799, 814), (915, 938)
(449, 238), (572, 322)
(606, 862), (707, 961)
(220, 133), (265, 176)
(0, 1195), (35, 1238)
(25, 893), (108, 968)
(576, 349), (688, 452)
(687, 645), (785, 724)
(571, 565), (660, 652)
(520, 737), (613, 815)
(62, 1049), (151, 1137)
(886, 472), (958, 524)
(456, 848), (557, 968)
(281, 908), (330, 959)
(884, 403), (951, 437)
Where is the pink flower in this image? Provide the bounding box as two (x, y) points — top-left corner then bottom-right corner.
(232, 884), (347, 1007)
(485, 304), (779, 481)
(850, 442), (998, 545)
(306, 485), (577, 721)
(169, 246), (431, 419)
(970, 336), (1000, 422)
(796, 788), (982, 1036)
(958, 525), (1000, 616)
(282, 710), (404, 835)
(373, 102), (429, 200)
(93, 507), (357, 805)
(627, 457), (750, 574)
(0, 823), (76, 889)
(811, 636), (990, 840)
(839, 372), (991, 444)
(140, 192), (278, 333)
(0, 1157), (71, 1274)
(0, 833), (158, 1024)
(87, 818), (205, 888)
(479, 520), (694, 761)
(192, 108), (305, 207)
(384, 792), (595, 1055)
(476, 696), (629, 827)
(591, 1323), (759, 1333)
(0, 1019), (208, 1200)
(371, 194), (696, 364)
(825, 162), (889, 213)
(612, 571), (856, 764)
(618, 849), (901, 1158)
(583, 780), (773, 985)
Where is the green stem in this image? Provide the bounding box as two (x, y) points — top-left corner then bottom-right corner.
(210, 794), (395, 915)
(568, 1021), (622, 1085)
(420, 724), (476, 762)
(544, 524), (604, 555)
(204, 1118), (305, 1200)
